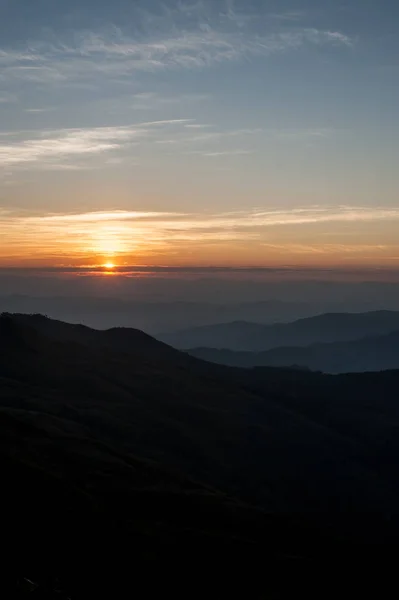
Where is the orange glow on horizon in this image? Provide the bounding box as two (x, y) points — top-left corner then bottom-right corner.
(1, 207), (399, 272)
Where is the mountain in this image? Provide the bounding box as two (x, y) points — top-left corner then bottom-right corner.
(2, 313), (399, 595)
(0, 295), (324, 334)
(159, 310), (399, 351)
(1, 314), (302, 596)
(187, 330), (399, 373)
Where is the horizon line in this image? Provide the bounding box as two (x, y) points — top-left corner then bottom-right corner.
(1, 265), (399, 274)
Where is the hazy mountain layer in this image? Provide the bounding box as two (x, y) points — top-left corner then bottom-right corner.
(188, 330), (399, 373)
(161, 310), (399, 351)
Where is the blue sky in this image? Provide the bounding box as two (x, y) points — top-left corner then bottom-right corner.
(0, 0), (398, 267)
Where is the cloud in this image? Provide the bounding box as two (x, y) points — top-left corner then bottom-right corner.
(4, 120), (326, 172)
(0, 126), (139, 167)
(67, 26), (354, 74)
(0, 3), (354, 87)
(0, 120), (192, 170)
(0, 49), (40, 64)
(24, 107), (55, 113)
(185, 128), (262, 144)
(132, 92), (209, 107)
(196, 149), (252, 156)
(0, 92), (17, 104)
(1, 205), (398, 264)
(268, 11), (306, 22)
(271, 128), (336, 140)
(150, 126), (262, 149)
(261, 243), (389, 255)
(244, 206), (399, 227)
(35, 210), (178, 223)
(184, 123), (212, 129)
(138, 119), (192, 127)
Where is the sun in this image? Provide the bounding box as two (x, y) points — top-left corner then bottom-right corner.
(103, 261), (115, 269)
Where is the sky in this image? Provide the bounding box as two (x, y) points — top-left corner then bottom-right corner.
(0, 0), (398, 270)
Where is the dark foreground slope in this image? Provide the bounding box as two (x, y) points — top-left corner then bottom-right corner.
(2, 314), (399, 596)
(188, 329), (399, 373)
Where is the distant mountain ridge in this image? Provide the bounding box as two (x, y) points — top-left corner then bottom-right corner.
(0, 295), (325, 333)
(160, 310), (399, 351)
(188, 330), (399, 373)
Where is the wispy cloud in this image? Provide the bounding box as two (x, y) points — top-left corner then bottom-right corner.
(261, 243), (390, 255)
(268, 11), (306, 22)
(0, 2), (354, 87)
(130, 92), (210, 110)
(137, 119), (192, 127)
(0, 126), (140, 168)
(0, 120), (191, 170)
(24, 107), (55, 113)
(70, 26), (354, 73)
(0, 92), (17, 104)
(4, 119), (324, 172)
(185, 128), (262, 144)
(195, 149), (252, 156)
(184, 123), (213, 129)
(1, 206), (398, 264)
(91, 91), (210, 114)
(241, 206), (399, 227)
(34, 210), (177, 223)
(272, 128), (336, 140)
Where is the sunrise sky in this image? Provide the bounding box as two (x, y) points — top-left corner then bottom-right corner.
(0, 0), (398, 269)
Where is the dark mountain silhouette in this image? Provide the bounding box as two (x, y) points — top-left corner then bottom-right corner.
(188, 330), (399, 373)
(160, 310), (399, 351)
(2, 313), (399, 595)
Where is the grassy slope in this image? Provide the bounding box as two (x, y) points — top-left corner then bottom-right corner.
(2, 314), (399, 595)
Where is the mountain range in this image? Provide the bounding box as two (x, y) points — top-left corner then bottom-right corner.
(188, 330), (399, 373)
(0, 294), (324, 334)
(3, 295), (399, 336)
(160, 310), (399, 351)
(3, 313), (399, 595)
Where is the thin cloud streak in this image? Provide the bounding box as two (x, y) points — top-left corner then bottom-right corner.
(4, 205), (399, 230)
(1, 121), (301, 172)
(35, 211), (182, 223)
(130, 92), (210, 110)
(0, 8), (354, 87)
(261, 243), (390, 255)
(75, 27), (354, 67)
(0, 127), (135, 167)
(1, 206), (399, 265)
(199, 150), (252, 156)
(0, 121), (192, 169)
